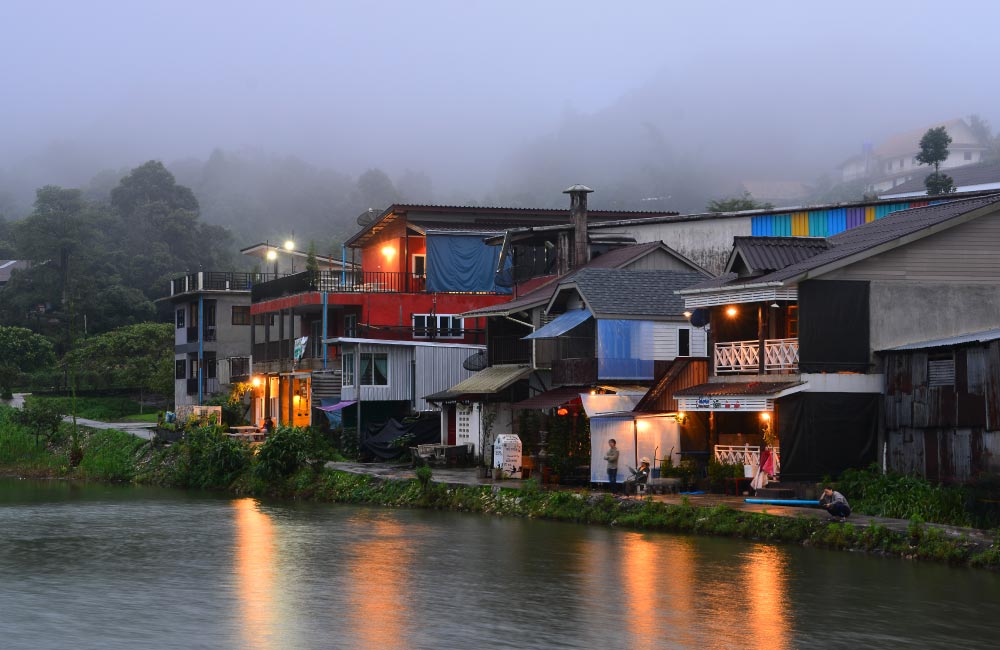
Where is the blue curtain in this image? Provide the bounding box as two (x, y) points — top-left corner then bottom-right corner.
(597, 320), (654, 380)
(426, 234), (511, 294)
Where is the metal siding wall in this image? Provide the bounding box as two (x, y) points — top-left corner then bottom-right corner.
(791, 212), (809, 236)
(808, 211), (826, 237)
(413, 345), (482, 411)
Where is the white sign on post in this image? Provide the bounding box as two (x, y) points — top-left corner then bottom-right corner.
(492, 433), (522, 479)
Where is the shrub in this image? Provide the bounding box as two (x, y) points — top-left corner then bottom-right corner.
(255, 426), (312, 480)
(177, 426), (252, 488)
(837, 464), (971, 527)
(78, 429), (144, 482)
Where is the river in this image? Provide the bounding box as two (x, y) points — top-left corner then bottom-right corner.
(0, 478), (997, 650)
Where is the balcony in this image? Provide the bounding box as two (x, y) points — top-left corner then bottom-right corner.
(552, 357), (598, 386)
(170, 271), (273, 296)
(251, 270), (431, 301)
(715, 338), (799, 374)
(489, 335), (532, 365)
(186, 377), (220, 396)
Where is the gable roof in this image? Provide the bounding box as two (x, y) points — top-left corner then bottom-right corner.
(345, 203), (680, 248)
(879, 328), (1000, 352)
(551, 268), (708, 318)
(880, 161), (1000, 197)
(462, 241), (701, 317)
(725, 237), (831, 276)
(681, 194), (1000, 294)
(874, 118), (983, 159)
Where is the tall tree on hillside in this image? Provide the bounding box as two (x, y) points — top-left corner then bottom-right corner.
(917, 126), (956, 195)
(14, 186), (91, 307)
(0, 325), (54, 398)
(110, 161), (235, 299)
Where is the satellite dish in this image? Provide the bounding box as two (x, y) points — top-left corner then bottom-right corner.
(356, 208), (378, 227)
(462, 350), (489, 372)
(690, 308), (709, 328)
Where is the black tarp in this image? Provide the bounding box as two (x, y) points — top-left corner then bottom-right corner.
(798, 279), (870, 373)
(360, 414), (442, 460)
(777, 392), (879, 481)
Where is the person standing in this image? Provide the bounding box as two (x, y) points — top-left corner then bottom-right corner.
(605, 438), (620, 494)
(819, 486), (851, 521)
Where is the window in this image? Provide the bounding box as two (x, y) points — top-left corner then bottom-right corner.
(344, 314), (357, 338)
(342, 352), (389, 386)
(413, 314), (463, 338)
(204, 301), (217, 327)
(232, 306), (251, 326)
(204, 352), (217, 379)
(360, 352), (389, 385)
(310, 320), (324, 357)
(786, 305), (799, 338)
(964, 151), (973, 161)
(928, 354), (955, 387)
(176, 309), (185, 329)
(175, 360), (186, 379)
(252, 313), (275, 326)
(678, 328), (690, 357)
(412, 254), (426, 277)
(189, 304), (199, 328)
(342, 353), (354, 385)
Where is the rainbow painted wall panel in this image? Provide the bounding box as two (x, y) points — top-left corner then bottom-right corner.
(751, 200), (949, 237)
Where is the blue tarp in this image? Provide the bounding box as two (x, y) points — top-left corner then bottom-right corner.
(425, 233), (511, 294)
(597, 319), (654, 380)
(523, 309), (592, 339)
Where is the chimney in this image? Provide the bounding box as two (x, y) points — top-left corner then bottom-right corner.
(563, 184), (593, 269)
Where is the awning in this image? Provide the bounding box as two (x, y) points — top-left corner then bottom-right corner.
(523, 308), (592, 339)
(317, 401), (357, 412)
(513, 387), (585, 410)
(424, 364), (532, 402)
(672, 381), (806, 412)
(581, 393), (642, 417)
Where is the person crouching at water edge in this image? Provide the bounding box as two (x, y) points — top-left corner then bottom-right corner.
(819, 486), (851, 522)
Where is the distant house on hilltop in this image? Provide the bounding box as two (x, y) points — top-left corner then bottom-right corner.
(839, 118), (988, 193)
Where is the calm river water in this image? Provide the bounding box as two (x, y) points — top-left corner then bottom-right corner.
(1, 478), (998, 650)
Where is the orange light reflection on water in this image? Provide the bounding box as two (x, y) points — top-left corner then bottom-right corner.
(742, 545), (790, 650)
(345, 515), (411, 650)
(233, 498), (277, 650)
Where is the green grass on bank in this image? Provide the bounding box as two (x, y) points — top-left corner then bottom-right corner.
(26, 395), (147, 421)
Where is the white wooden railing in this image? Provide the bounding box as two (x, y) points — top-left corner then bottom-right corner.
(714, 444), (781, 475)
(715, 338), (799, 374)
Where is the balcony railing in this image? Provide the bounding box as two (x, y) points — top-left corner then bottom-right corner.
(489, 336), (532, 365)
(251, 270), (435, 301)
(714, 445), (781, 474)
(714, 338), (799, 374)
(171, 271), (274, 296)
(552, 357), (598, 386)
(186, 377), (220, 396)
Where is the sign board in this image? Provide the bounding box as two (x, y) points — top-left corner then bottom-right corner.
(493, 433), (522, 479)
(676, 396), (773, 412)
(293, 336), (309, 362)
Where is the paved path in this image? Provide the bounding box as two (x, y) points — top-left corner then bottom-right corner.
(325, 461), (995, 546)
(2, 393), (155, 440)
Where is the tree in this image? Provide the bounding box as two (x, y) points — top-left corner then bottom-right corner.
(916, 126), (956, 195)
(63, 322), (173, 408)
(706, 191), (774, 213)
(14, 399), (65, 449)
(0, 326), (55, 398)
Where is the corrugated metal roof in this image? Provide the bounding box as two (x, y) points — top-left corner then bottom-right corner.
(672, 381), (804, 397)
(683, 194), (1000, 293)
(730, 237), (830, 274)
(435, 364), (531, 395)
(524, 308), (592, 339)
(513, 387), (584, 410)
(881, 328), (1000, 351)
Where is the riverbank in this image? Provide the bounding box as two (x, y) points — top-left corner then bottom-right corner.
(1, 408), (998, 569)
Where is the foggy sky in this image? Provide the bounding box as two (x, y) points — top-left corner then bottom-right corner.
(3, 0), (999, 207)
